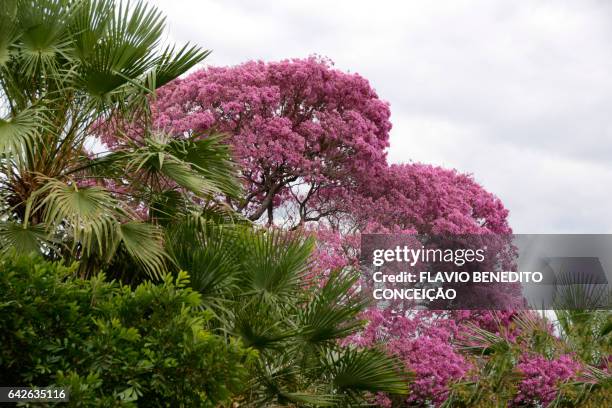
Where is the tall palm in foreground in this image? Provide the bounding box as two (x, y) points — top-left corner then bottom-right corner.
(167, 218), (410, 406)
(0, 0), (239, 276)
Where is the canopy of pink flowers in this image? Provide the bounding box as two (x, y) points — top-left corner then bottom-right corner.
(144, 56), (392, 224)
(343, 162), (511, 234)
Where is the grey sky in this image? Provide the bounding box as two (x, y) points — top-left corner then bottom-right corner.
(152, 0), (612, 233)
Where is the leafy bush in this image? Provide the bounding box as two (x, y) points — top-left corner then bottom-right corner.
(0, 254), (250, 407)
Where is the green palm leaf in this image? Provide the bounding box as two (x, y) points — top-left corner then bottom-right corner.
(15, 0), (73, 77)
(0, 1), (18, 68)
(299, 269), (369, 344)
(327, 348), (409, 396)
(93, 134), (240, 198)
(152, 43), (210, 88)
(166, 217), (240, 316)
(233, 303), (295, 350)
(277, 391), (337, 407)
(0, 108), (41, 156)
(28, 179), (120, 254)
(24, 179), (167, 277)
(68, 0), (114, 62)
(236, 230), (314, 301)
(71, 0), (208, 111)
(77, 0), (163, 97)
(117, 221), (167, 279)
(0, 222), (50, 254)
(167, 135), (242, 198)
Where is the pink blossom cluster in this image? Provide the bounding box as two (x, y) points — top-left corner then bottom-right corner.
(454, 310), (523, 341)
(306, 228), (359, 278)
(514, 354), (582, 406)
(348, 309), (473, 407)
(345, 163), (511, 235)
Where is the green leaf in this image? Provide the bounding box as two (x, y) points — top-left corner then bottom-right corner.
(152, 43), (210, 88)
(278, 391), (337, 406)
(0, 108), (41, 156)
(29, 179), (120, 255)
(15, 0), (73, 78)
(0, 222), (49, 254)
(77, 0), (164, 96)
(166, 218), (239, 315)
(101, 134), (240, 198)
(328, 348), (409, 395)
(68, 0), (114, 62)
(168, 135), (242, 198)
(0, 0), (18, 68)
(600, 319), (612, 337)
(236, 230), (314, 300)
(299, 269), (369, 344)
(117, 221), (168, 279)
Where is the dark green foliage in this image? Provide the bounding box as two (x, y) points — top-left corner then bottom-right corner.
(0, 254), (250, 407)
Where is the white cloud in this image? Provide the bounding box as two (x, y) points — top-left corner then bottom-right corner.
(152, 0), (612, 233)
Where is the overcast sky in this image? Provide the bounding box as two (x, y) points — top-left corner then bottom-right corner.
(151, 0), (612, 233)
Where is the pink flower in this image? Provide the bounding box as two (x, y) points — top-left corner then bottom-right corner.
(515, 354), (582, 406)
(347, 309), (473, 407)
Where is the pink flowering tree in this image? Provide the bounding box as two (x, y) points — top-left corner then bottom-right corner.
(116, 57), (392, 227)
(303, 162), (532, 406)
(104, 57), (601, 406)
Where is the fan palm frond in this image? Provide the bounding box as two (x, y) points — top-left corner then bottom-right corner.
(327, 348), (409, 397)
(235, 229), (314, 302)
(15, 0), (74, 78)
(0, 222), (52, 255)
(0, 108), (42, 156)
(116, 221), (167, 279)
(149, 43), (210, 89)
(91, 134), (239, 199)
(233, 303), (295, 351)
(0, 1), (18, 69)
(299, 269), (369, 345)
(27, 179), (120, 253)
(167, 135), (242, 198)
(166, 217), (241, 317)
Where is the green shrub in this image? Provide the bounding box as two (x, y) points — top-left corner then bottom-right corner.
(0, 254), (250, 407)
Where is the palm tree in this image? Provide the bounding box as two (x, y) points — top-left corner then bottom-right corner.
(0, 0), (239, 277)
(167, 218), (409, 406)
